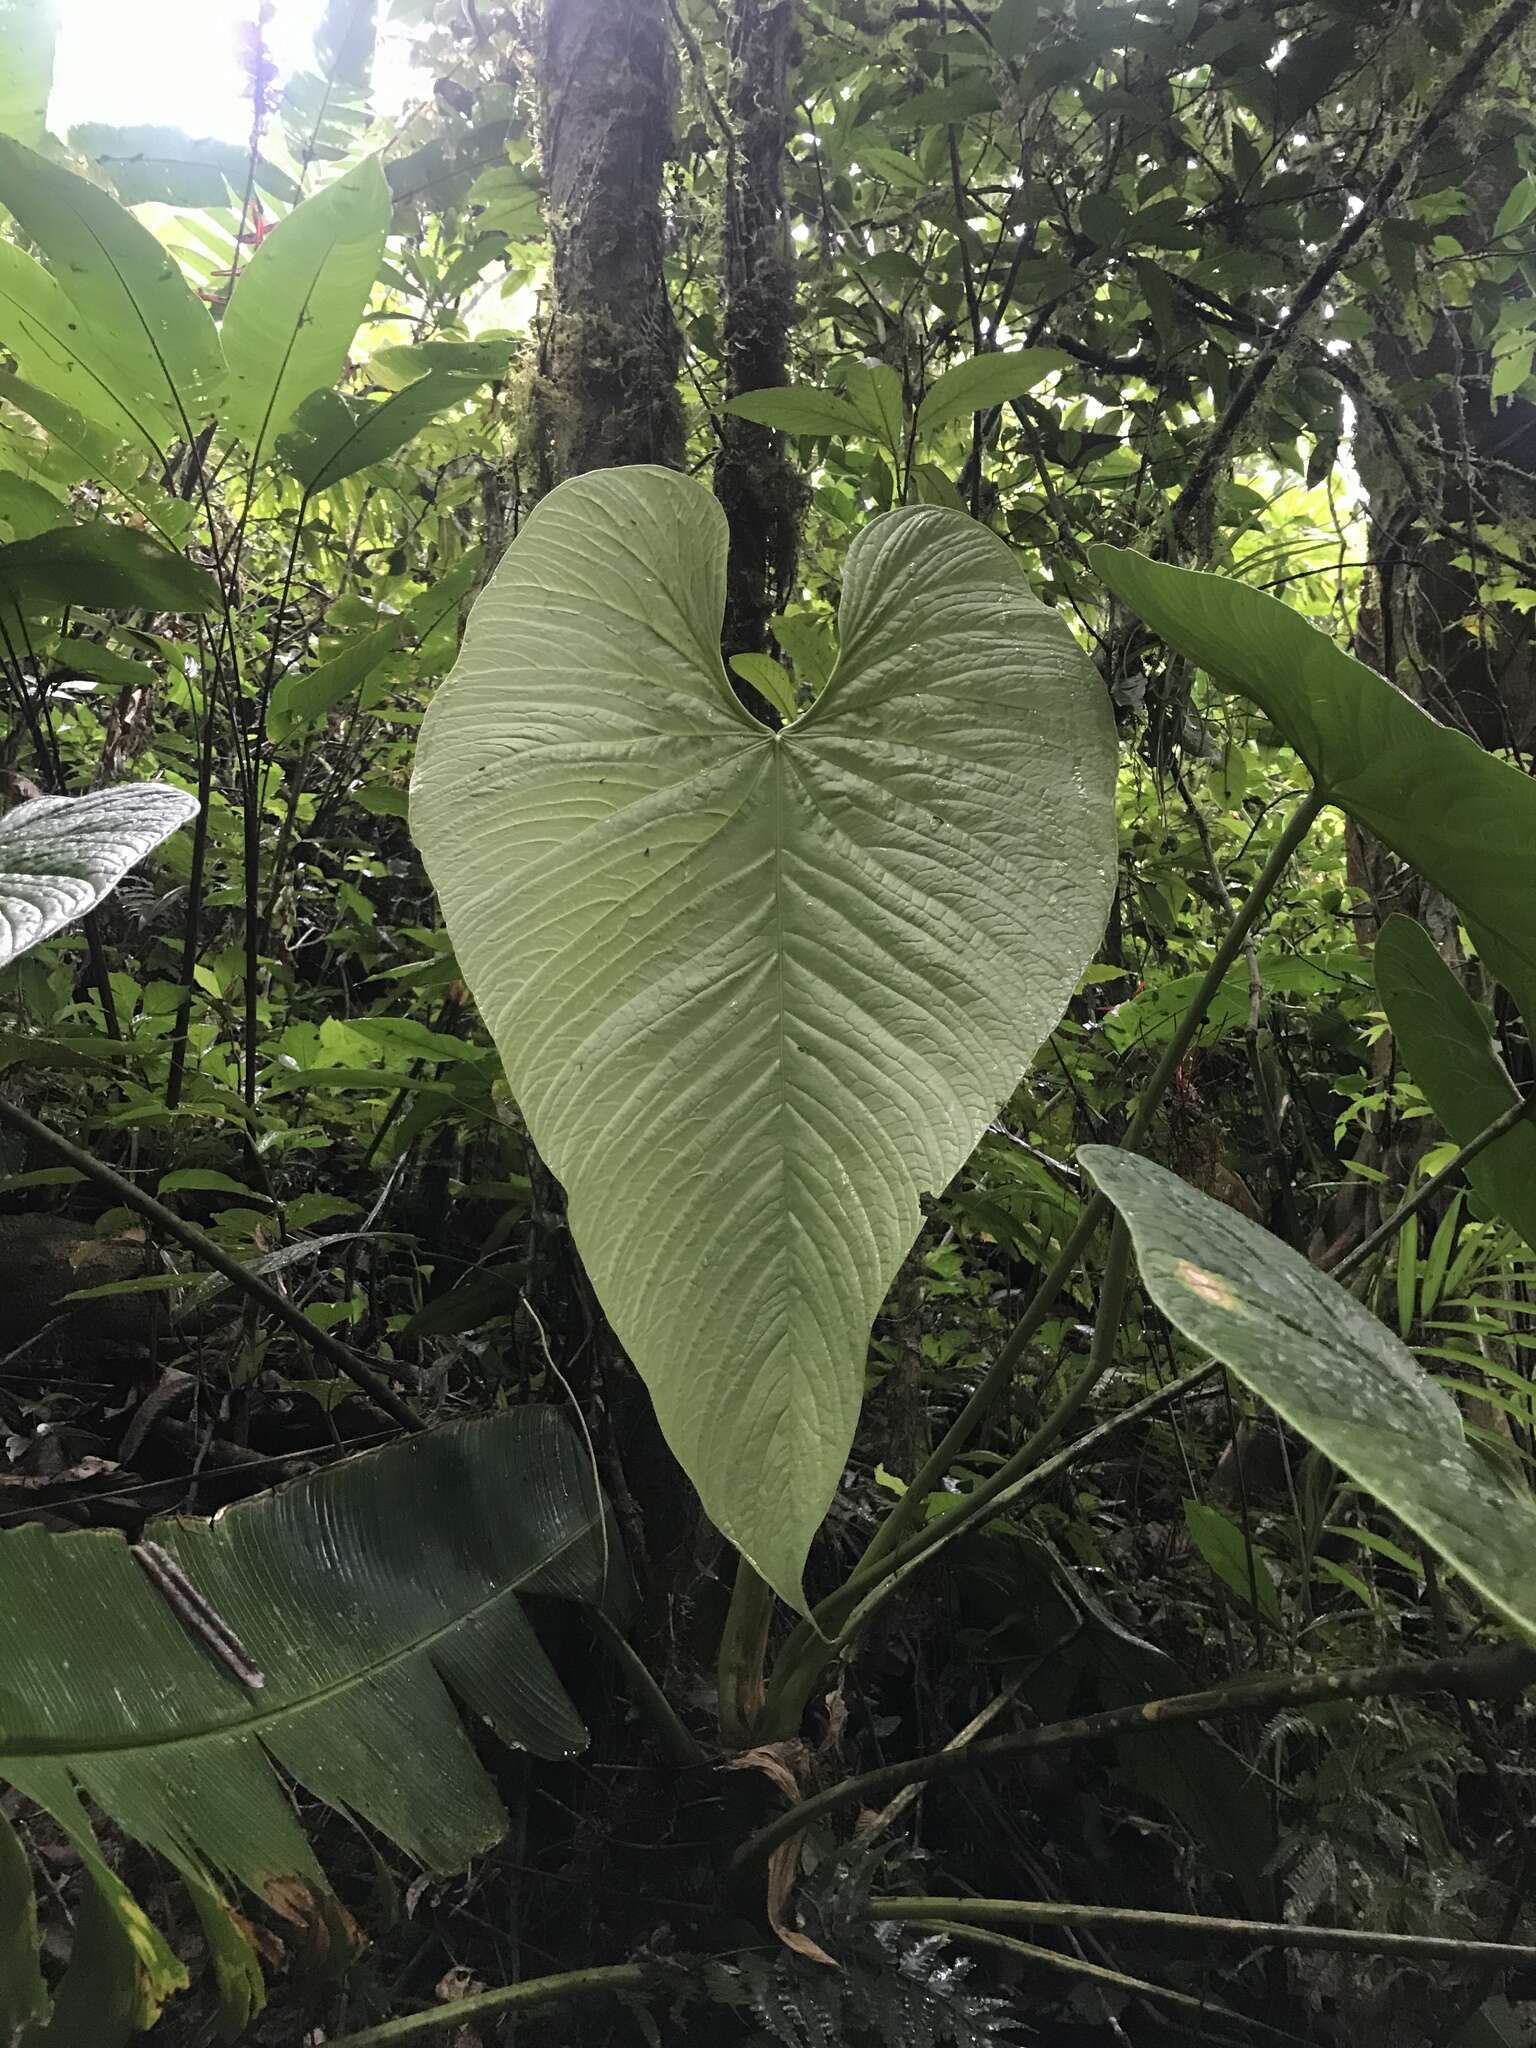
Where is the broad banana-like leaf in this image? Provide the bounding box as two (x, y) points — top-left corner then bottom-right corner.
(0, 522), (219, 633)
(1080, 1145), (1536, 1638)
(219, 155), (390, 459)
(1, 1409), (625, 2037)
(0, 784), (198, 969)
(1375, 915), (1536, 1257)
(0, 136), (225, 430)
(0, 243), (172, 462)
(66, 122), (250, 210)
(411, 466), (1117, 1605)
(1090, 546), (1536, 1025)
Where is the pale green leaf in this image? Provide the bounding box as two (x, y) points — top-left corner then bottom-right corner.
(219, 154), (389, 457)
(465, 162), (543, 240)
(769, 608), (836, 692)
(0, 784), (198, 967)
(0, 370), (184, 551)
(0, 0), (56, 148)
(722, 385), (867, 436)
(1374, 915), (1536, 1257)
(411, 467), (1117, 1604)
(909, 460), (965, 510)
(916, 348), (1068, 437)
(351, 780), (407, 816)
(1089, 546), (1536, 1023)
(0, 136), (225, 427)
(1080, 1145), (1536, 1639)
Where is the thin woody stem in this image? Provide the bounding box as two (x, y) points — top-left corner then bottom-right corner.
(737, 1641), (1536, 1868)
(0, 1096), (424, 1433)
(874, 1895), (1536, 1969)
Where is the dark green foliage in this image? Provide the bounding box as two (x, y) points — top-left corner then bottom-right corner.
(709, 1928), (1021, 2048)
(1, 0), (1535, 2039)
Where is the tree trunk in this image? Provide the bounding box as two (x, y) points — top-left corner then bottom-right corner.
(715, 0), (804, 668)
(536, 0), (685, 482)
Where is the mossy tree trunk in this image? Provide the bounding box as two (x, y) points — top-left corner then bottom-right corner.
(536, 0), (685, 482)
(714, 0), (804, 667)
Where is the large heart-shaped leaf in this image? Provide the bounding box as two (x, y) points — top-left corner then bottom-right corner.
(1, 1408), (625, 2038)
(411, 465), (1117, 1604)
(1079, 1145), (1536, 1638)
(1374, 914), (1536, 1257)
(0, 784), (199, 968)
(1090, 546), (1536, 1023)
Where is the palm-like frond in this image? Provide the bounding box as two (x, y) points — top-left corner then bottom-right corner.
(0, 1408), (627, 2040)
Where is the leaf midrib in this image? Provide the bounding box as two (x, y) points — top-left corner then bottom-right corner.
(0, 1515), (600, 1764)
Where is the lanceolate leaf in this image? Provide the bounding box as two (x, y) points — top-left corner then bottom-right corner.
(1374, 915), (1536, 1256)
(0, 784), (199, 967)
(1090, 546), (1536, 1023)
(370, 337), (514, 389)
(0, 136), (225, 429)
(0, 522), (219, 630)
(915, 347), (1069, 436)
(411, 466), (1117, 1605)
(721, 385), (868, 436)
(0, 1410), (623, 2034)
(0, 1809), (47, 2039)
(219, 155), (390, 459)
(278, 367), (487, 493)
(0, 470), (63, 539)
(269, 615), (407, 739)
(316, 0), (378, 92)
(1079, 1145), (1536, 1638)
